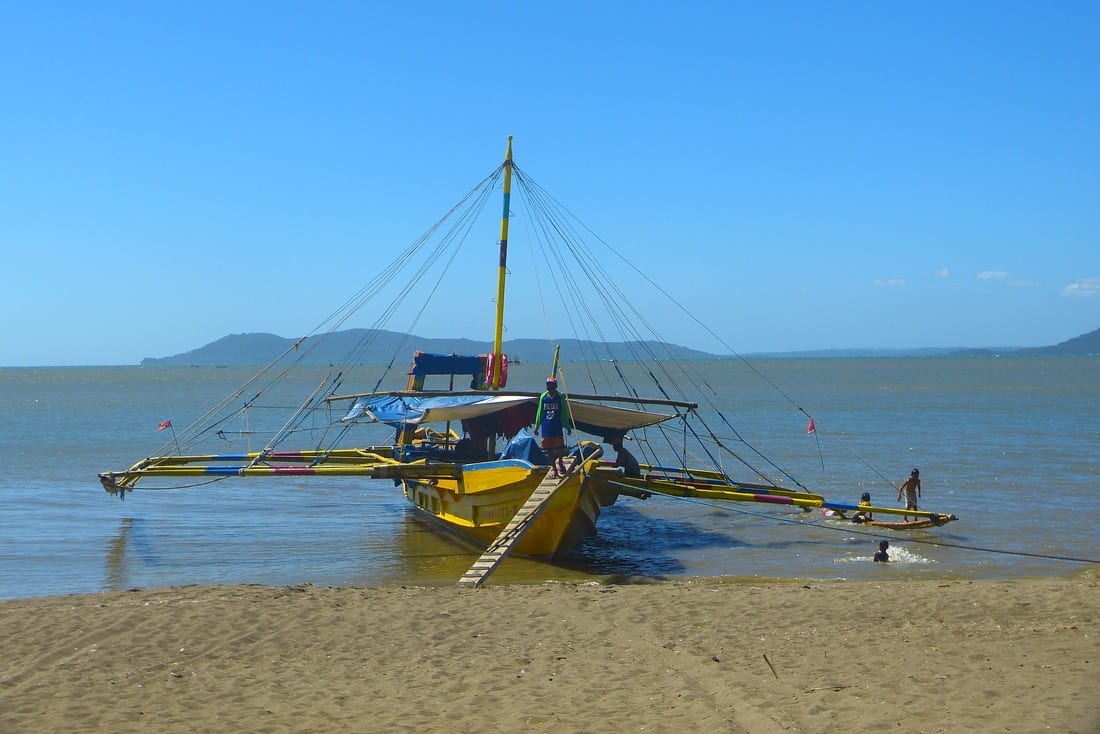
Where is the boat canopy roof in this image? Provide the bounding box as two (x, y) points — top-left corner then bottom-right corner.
(343, 392), (678, 434)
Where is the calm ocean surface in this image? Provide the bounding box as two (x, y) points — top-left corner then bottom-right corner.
(2, 357), (1097, 600)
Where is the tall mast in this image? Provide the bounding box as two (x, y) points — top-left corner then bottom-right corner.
(490, 136), (513, 390)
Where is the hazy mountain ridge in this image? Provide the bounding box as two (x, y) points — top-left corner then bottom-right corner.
(140, 329), (718, 366)
(993, 326), (1100, 356)
(140, 326), (1100, 366)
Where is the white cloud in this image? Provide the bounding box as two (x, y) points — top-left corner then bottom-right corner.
(873, 278), (907, 287)
(1062, 278), (1100, 299)
(977, 270), (1008, 280)
(935, 267), (951, 279)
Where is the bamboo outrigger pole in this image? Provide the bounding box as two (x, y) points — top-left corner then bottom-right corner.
(490, 136), (513, 391)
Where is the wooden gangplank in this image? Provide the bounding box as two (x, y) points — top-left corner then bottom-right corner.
(456, 470), (572, 588)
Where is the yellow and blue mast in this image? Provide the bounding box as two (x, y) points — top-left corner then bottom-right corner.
(490, 136), (513, 391)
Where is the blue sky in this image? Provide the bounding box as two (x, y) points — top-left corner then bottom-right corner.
(2, 2), (1097, 366)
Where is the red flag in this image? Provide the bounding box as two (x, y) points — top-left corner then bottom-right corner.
(157, 419), (173, 431)
(806, 418), (815, 434)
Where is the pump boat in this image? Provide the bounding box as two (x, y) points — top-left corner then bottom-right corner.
(99, 138), (957, 583)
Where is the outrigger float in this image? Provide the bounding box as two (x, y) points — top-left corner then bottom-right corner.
(99, 138), (958, 585)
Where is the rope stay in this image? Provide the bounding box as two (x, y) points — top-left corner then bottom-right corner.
(152, 165), (506, 462)
(139, 151), (930, 517)
(507, 164), (921, 495)
(134, 153), (882, 504)
(504, 163), (871, 493)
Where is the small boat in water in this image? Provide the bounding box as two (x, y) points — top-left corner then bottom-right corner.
(99, 138), (957, 583)
(858, 517), (956, 530)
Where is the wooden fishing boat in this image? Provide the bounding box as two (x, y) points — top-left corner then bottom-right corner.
(853, 516), (957, 530)
(98, 137), (958, 582)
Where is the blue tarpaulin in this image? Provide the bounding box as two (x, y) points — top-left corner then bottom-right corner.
(500, 427), (548, 463)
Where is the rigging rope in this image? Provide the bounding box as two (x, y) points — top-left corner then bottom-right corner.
(510, 164), (829, 490)
(149, 153), (938, 517)
(510, 164), (915, 495)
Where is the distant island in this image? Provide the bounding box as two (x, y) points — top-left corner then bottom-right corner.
(140, 329), (719, 367)
(750, 325), (1100, 359)
(140, 326), (1100, 366)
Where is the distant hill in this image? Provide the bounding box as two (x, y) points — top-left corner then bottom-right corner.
(140, 329), (719, 366)
(951, 326), (1100, 357)
(1024, 326), (1100, 356)
(140, 325), (1100, 366)
(746, 347), (961, 358)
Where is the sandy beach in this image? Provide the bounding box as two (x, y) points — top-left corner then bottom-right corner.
(1, 576), (1096, 733)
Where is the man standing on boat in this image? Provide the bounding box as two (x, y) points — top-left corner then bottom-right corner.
(534, 376), (573, 478)
(898, 468), (922, 521)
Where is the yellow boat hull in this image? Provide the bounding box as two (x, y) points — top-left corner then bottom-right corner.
(402, 459), (602, 559)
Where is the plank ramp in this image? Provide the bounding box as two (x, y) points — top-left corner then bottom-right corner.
(456, 469), (572, 588)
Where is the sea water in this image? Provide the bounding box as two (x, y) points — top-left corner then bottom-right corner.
(1, 357), (1097, 600)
